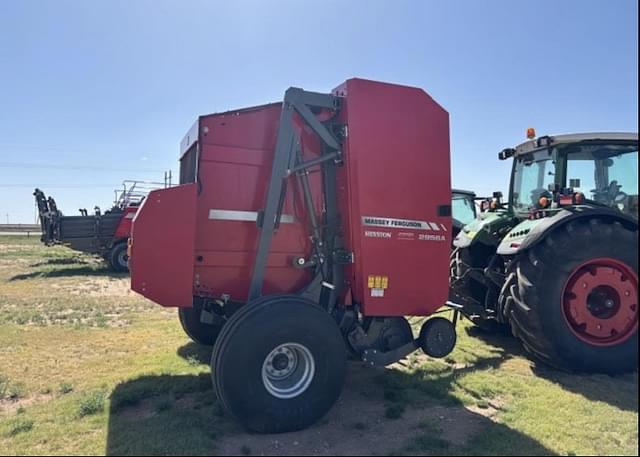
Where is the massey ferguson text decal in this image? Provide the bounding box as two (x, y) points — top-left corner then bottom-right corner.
(362, 216), (446, 232)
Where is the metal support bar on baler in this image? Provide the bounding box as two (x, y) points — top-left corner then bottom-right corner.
(287, 150), (341, 175)
(362, 341), (419, 368)
(248, 95), (296, 300)
(293, 102), (341, 150)
(248, 87), (341, 301)
(294, 147), (324, 271)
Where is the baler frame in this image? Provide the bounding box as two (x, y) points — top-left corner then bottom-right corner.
(248, 88), (346, 309)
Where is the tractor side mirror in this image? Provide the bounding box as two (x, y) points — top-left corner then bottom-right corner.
(480, 200), (491, 212)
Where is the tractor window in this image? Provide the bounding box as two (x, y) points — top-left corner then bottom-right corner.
(565, 143), (638, 217)
(512, 150), (555, 213)
(452, 195), (476, 227)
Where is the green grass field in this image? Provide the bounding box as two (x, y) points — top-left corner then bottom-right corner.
(0, 235), (637, 455)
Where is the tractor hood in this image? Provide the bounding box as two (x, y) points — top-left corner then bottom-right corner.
(453, 210), (514, 249)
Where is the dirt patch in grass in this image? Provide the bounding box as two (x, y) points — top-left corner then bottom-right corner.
(50, 277), (133, 297)
(0, 392), (55, 414)
(466, 397), (506, 419)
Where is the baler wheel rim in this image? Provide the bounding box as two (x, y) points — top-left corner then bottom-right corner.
(261, 342), (315, 399)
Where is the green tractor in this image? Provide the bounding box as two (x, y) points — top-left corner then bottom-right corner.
(451, 131), (638, 373)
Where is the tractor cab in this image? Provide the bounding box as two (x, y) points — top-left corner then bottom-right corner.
(451, 188), (477, 239)
(506, 132), (638, 219)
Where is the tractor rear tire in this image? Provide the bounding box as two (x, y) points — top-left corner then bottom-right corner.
(211, 295), (346, 433)
(178, 304), (225, 346)
(107, 242), (129, 272)
(508, 219), (638, 374)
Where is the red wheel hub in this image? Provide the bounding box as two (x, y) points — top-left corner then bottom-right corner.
(562, 258), (638, 346)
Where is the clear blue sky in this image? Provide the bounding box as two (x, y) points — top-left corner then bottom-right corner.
(0, 0), (637, 223)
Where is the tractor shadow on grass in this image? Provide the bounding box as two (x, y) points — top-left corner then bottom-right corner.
(30, 257), (91, 267)
(105, 349), (556, 456)
(465, 325), (639, 413)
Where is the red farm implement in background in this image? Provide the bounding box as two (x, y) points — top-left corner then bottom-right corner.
(34, 178), (171, 272)
(129, 78), (456, 432)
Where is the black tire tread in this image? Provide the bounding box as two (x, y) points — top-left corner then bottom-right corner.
(107, 242), (129, 272)
(211, 295), (345, 432)
(178, 306), (223, 346)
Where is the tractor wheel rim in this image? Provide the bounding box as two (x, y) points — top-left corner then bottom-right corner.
(562, 257), (638, 346)
(261, 343), (315, 399)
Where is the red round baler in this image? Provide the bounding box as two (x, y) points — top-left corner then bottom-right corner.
(129, 78), (455, 433)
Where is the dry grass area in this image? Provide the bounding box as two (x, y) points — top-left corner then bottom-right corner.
(0, 235), (637, 455)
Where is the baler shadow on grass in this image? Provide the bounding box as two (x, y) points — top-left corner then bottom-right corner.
(177, 342), (213, 366)
(104, 360), (557, 456)
(465, 325), (639, 413)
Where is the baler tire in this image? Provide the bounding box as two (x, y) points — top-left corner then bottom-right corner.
(211, 295), (346, 433)
(107, 242), (129, 272)
(178, 305), (225, 347)
(508, 219), (638, 374)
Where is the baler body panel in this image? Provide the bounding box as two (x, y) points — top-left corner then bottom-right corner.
(130, 184), (197, 307)
(191, 104), (322, 300)
(130, 79), (451, 317)
(339, 79), (451, 316)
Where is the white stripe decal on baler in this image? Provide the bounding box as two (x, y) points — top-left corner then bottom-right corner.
(208, 209), (295, 224)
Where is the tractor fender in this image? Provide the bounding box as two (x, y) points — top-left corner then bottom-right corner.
(497, 207), (638, 256)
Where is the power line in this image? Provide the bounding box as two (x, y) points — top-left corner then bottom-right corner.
(0, 184), (119, 188)
(0, 161), (165, 173)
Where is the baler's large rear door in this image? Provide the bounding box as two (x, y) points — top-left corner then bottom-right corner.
(130, 184), (197, 307)
(341, 78), (452, 317)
